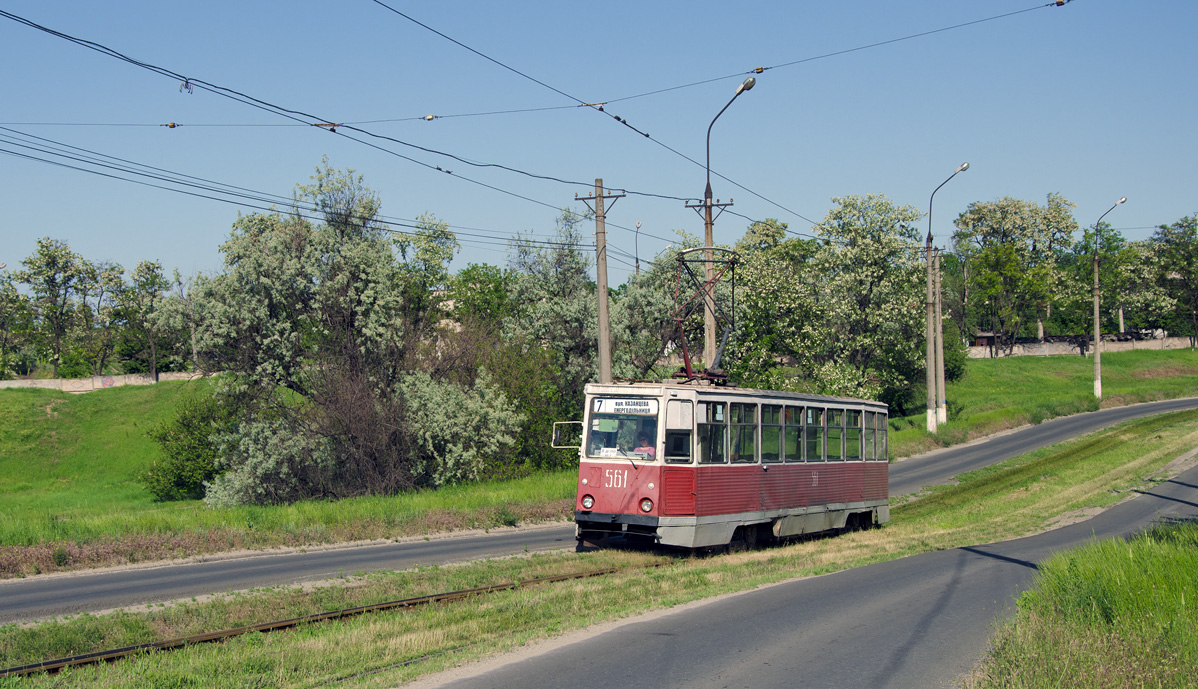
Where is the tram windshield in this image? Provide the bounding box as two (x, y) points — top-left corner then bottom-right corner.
(586, 397), (659, 460)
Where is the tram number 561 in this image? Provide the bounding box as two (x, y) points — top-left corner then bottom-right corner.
(604, 469), (629, 489)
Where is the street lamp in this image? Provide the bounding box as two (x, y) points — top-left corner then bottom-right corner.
(926, 162), (969, 433)
(700, 76), (755, 370)
(1093, 196), (1127, 400)
(635, 221), (642, 276)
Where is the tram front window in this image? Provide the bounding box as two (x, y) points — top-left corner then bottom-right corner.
(586, 398), (659, 460)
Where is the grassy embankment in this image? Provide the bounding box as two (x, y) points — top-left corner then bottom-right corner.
(0, 380), (573, 577)
(2, 407), (1196, 687)
(964, 519), (1198, 689)
(0, 347), (1195, 577)
(889, 347), (1198, 457)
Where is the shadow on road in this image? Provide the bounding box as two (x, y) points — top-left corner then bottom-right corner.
(959, 546), (1039, 571)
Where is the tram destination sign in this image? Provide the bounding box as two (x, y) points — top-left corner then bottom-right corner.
(593, 398), (659, 415)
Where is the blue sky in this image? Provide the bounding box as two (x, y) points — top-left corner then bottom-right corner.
(1, 0), (1194, 284)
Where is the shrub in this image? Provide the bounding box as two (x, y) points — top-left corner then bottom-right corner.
(399, 369), (525, 487)
(142, 393), (235, 501)
(203, 416), (334, 507)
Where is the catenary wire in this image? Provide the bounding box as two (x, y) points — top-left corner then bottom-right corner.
(0, 145), (593, 254)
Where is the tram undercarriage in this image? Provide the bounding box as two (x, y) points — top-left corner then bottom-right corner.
(576, 500), (889, 550)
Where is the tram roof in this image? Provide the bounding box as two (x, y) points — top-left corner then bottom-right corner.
(584, 380), (887, 410)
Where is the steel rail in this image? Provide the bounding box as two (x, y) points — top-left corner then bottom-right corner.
(2, 565), (658, 678)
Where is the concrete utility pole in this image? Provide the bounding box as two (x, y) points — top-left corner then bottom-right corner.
(692, 76), (755, 371)
(1093, 196), (1127, 400)
(576, 179), (624, 384)
(925, 236), (937, 433)
(926, 162), (969, 433)
(935, 247), (947, 425)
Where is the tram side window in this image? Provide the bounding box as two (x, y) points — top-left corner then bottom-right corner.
(730, 403), (757, 463)
(665, 431), (692, 463)
(864, 411), (876, 460)
(698, 402), (727, 464)
(880, 413), (889, 460)
(846, 410), (862, 460)
(665, 399), (693, 464)
(806, 407), (824, 461)
(826, 409), (843, 461)
(761, 405), (783, 463)
(782, 406), (802, 462)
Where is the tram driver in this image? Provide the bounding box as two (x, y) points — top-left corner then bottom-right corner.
(633, 434), (656, 459)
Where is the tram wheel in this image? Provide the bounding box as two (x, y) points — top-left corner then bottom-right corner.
(728, 524), (761, 553)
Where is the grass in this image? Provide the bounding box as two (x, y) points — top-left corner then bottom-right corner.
(963, 519), (1198, 689)
(0, 380), (575, 577)
(890, 347), (1198, 458)
(2, 408), (1197, 687)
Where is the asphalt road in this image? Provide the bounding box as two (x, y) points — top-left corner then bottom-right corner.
(0, 527), (576, 625)
(429, 464), (1198, 688)
(1, 397), (1195, 627)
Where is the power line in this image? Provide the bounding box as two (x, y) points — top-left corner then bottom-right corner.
(0, 132), (590, 254)
(0, 10), (598, 199)
(0, 9), (719, 237)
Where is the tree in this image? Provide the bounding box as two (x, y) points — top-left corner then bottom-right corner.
(0, 270), (34, 378)
(17, 237), (87, 377)
(609, 229), (700, 380)
(953, 194), (1078, 353)
(118, 260), (174, 379)
(1108, 240), (1174, 333)
(151, 270), (203, 373)
(730, 220), (819, 382)
(394, 212), (459, 345)
(193, 162), (522, 505)
(447, 262), (515, 330)
(1153, 215), (1198, 343)
(75, 260), (125, 377)
(735, 196), (925, 408)
(504, 210), (596, 409)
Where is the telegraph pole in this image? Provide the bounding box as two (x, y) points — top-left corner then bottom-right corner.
(577, 179), (624, 384)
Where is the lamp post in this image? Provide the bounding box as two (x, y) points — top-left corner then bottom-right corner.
(1092, 196), (1127, 400)
(635, 221), (642, 277)
(701, 76), (755, 370)
(926, 162), (969, 433)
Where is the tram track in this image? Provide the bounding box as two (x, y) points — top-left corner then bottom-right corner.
(1, 564), (665, 678)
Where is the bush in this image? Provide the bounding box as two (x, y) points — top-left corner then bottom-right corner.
(481, 337), (578, 476)
(399, 369), (525, 487)
(142, 393), (235, 501)
(943, 320), (969, 383)
(203, 416), (334, 507)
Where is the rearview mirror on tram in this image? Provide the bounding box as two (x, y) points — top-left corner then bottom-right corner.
(552, 421), (583, 449)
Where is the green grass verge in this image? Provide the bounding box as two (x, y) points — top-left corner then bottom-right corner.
(963, 519), (1198, 689)
(890, 347), (1198, 458)
(3, 409), (1196, 688)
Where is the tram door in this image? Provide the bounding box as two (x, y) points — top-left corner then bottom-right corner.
(661, 399), (696, 516)
(759, 403), (787, 510)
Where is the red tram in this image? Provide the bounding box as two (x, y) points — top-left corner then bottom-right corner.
(564, 381), (889, 549)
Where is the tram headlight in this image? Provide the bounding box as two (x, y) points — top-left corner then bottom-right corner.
(581, 495), (594, 509)
(640, 498), (653, 513)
